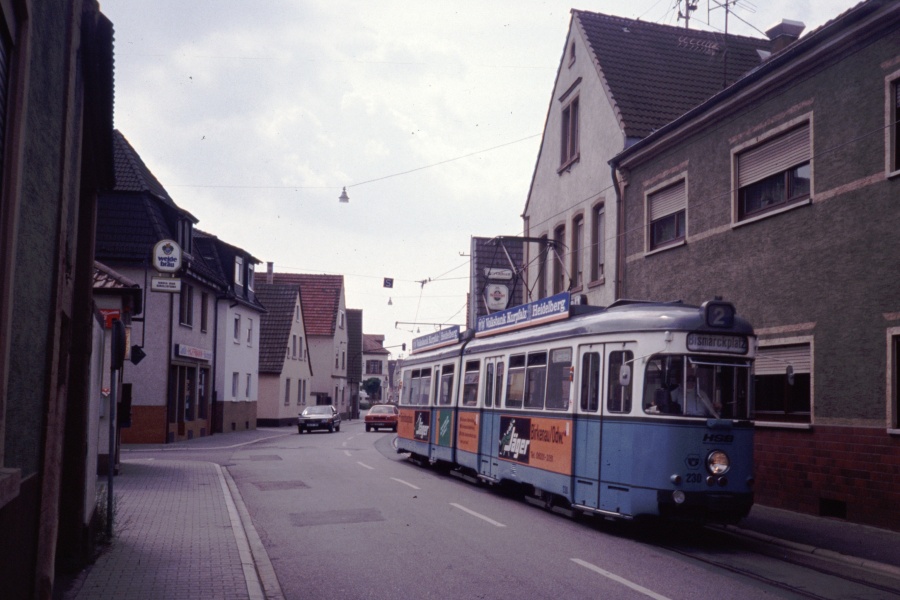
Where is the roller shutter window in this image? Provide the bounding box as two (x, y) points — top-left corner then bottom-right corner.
(755, 344), (810, 375)
(737, 124), (811, 220)
(754, 343), (811, 421)
(648, 180), (686, 250)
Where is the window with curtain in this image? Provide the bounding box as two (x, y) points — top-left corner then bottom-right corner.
(736, 123), (811, 220)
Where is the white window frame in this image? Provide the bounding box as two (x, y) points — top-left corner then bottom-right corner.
(591, 203), (605, 283)
(537, 234), (549, 299)
(200, 292), (208, 333)
(887, 326), (900, 434)
(233, 314), (241, 342)
(247, 318), (253, 346)
(234, 256), (244, 288)
(571, 214), (584, 289)
(559, 94), (580, 171)
(553, 224), (566, 294)
(232, 372), (239, 398)
(754, 336), (814, 429)
(180, 284), (194, 326)
(886, 70), (900, 178)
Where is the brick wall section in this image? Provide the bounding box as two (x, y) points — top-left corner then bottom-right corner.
(756, 426), (900, 530)
(120, 406), (167, 444)
(222, 401), (257, 432)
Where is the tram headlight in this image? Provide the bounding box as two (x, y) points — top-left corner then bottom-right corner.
(672, 490), (686, 504)
(706, 450), (730, 475)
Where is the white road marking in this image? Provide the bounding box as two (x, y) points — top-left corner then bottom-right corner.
(450, 503), (506, 528)
(390, 477), (421, 490)
(357, 461), (375, 470)
(571, 558), (672, 600)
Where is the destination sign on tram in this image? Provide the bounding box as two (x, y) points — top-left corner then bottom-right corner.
(686, 333), (748, 354)
(476, 292), (570, 337)
(411, 325), (461, 353)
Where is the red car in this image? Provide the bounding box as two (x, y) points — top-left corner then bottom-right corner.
(364, 404), (398, 432)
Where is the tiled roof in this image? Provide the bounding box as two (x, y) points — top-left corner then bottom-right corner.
(189, 232), (229, 290)
(255, 273), (344, 337)
(112, 130), (190, 216)
(93, 260), (143, 315)
(613, 1), (890, 166)
(194, 230), (265, 309)
(93, 260), (140, 289)
(363, 334), (389, 355)
(96, 192), (173, 262)
(255, 284), (299, 374)
(575, 11), (769, 139)
(97, 130), (195, 264)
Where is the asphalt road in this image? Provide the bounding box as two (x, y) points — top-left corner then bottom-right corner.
(144, 422), (900, 600)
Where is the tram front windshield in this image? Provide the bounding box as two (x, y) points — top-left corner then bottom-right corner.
(643, 355), (751, 420)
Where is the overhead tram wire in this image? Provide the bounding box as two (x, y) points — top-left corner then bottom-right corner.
(163, 133), (541, 193)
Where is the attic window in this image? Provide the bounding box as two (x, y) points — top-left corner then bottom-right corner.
(559, 95), (580, 171)
(234, 256), (244, 287)
(568, 41), (576, 66)
(178, 220), (193, 255)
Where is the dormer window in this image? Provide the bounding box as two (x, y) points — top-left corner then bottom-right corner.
(235, 256), (244, 288)
(178, 219), (193, 255)
(247, 262), (255, 291)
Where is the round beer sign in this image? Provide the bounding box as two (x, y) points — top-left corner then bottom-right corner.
(152, 239), (182, 273)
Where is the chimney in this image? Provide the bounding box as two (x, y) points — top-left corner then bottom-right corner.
(266, 261), (274, 284)
(766, 19), (805, 54)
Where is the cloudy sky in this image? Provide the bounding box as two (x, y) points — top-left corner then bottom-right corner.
(100, 0), (857, 354)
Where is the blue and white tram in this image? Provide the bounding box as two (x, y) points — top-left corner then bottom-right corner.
(397, 294), (756, 524)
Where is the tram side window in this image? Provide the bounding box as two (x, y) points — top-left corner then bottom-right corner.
(607, 350), (633, 413)
(495, 362), (505, 407)
(524, 352), (547, 409)
(402, 370), (413, 405)
(506, 355), (526, 408)
(462, 360), (480, 406)
(418, 368), (432, 405)
(546, 348), (573, 410)
(580, 352), (601, 412)
(484, 363), (494, 407)
(439, 364), (455, 405)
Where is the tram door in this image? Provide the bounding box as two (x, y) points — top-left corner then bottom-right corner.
(573, 346), (604, 509)
(478, 356), (504, 480)
(429, 366), (443, 462)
